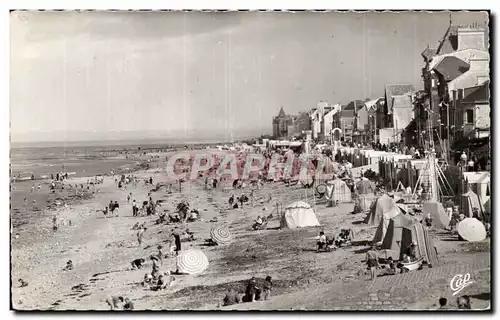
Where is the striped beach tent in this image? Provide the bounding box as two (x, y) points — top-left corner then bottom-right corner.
(400, 222), (439, 266)
(210, 225), (233, 245)
(177, 249), (209, 275)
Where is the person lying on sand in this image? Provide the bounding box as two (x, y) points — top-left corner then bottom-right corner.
(18, 278), (28, 288)
(105, 295), (124, 310)
(131, 258), (145, 270)
(62, 260), (73, 271)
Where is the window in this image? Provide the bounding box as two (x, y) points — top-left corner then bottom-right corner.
(465, 109), (474, 124)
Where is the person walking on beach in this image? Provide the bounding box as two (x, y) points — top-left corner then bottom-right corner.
(137, 227), (147, 247)
(127, 193), (131, 204)
(365, 245), (379, 281)
(114, 201), (120, 217)
(172, 229), (182, 255)
(132, 199), (138, 217)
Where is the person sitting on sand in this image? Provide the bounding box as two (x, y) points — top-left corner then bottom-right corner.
(262, 276), (272, 300)
(317, 231), (327, 252)
(222, 288), (241, 306)
(438, 297), (449, 309)
(242, 277), (261, 302)
(150, 256), (161, 280)
(386, 257), (397, 275)
(113, 201), (120, 216)
(228, 195), (234, 207)
(131, 258), (145, 270)
(183, 229), (195, 242)
(63, 260), (73, 271)
(424, 213), (433, 228)
(18, 278), (28, 288)
(150, 274), (168, 291)
(106, 296), (124, 310)
(252, 216), (264, 230)
(123, 297), (134, 310)
(457, 295), (472, 309)
(168, 212), (181, 223)
(142, 273), (153, 286)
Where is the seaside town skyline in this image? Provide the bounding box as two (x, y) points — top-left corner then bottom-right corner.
(10, 11), (488, 143)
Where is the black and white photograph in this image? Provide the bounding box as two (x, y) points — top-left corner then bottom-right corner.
(8, 9), (491, 311)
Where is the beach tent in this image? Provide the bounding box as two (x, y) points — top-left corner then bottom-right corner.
(325, 179), (352, 203)
(400, 222), (439, 266)
(484, 197), (491, 216)
(460, 189), (485, 219)
(280, 201), (321, 229)
(356, 178), (376, 195)
(372, 206), (403, 244)
(379, 214), (415, 259)
(464, 171), (490, 205)
(353, 195), (377, 213)
(364, 194), (400, 226)
(422, 201), (450, 230)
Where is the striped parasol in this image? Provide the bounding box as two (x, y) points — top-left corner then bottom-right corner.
(210, 225), (232, 245)
(177, 249), (209, 274)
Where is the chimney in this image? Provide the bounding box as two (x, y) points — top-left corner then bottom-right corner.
(457, 26), (486, 51)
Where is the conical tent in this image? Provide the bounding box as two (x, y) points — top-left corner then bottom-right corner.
(422, 201), (450, 230)
(380, 214), (415, 259)
(356, 178), (375, 195)
(364, 194), (398, 225)
(460, 189), (485, 219)
(280, 201), (321, 229)
(400, 222), (439, 266)
(372, 206), (403, 244)
(354, 195), (376, 213)
(325, 179), (352, 203)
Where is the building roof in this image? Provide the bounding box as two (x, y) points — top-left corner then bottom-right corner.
(385, 84), (415, 113)
(433, 56), (470, 82)
(364, 97), (384, 111)
(436, 25), (459, 55)
(277, 107), (286, 118)
(462, 80), (490, 103)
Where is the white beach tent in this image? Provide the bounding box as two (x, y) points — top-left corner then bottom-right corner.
(280, 201), (321, 229)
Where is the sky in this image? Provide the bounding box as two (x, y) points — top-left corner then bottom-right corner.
(10, 11), (488, 142)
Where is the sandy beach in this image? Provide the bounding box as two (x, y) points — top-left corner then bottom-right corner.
(10, 149), (491, 311)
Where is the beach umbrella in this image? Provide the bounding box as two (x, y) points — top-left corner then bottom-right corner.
(457, 218), (486, 242)
(210, 225), (233, 245)
(177, 249), (209, 274)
